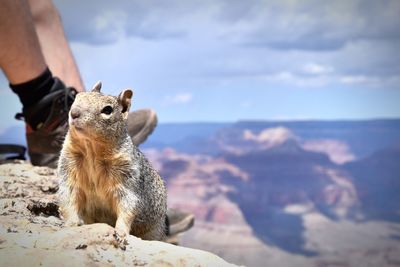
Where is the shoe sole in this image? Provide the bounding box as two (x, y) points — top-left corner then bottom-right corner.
(130, 109), (158, 146)
(168, 213), (195, 236)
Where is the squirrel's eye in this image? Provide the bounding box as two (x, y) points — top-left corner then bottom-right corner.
(101, 105), (113, 115)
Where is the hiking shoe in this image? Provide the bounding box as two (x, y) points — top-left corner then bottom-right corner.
(127, 109), (158, 146)
(166, 208), (195, 236)
(165, 209), (195, 245)
(15, 78), (77, 168)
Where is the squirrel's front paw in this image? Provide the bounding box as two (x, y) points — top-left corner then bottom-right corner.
(111, 228), (129, 250)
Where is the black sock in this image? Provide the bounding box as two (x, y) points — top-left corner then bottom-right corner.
(10, 68), (55, 129)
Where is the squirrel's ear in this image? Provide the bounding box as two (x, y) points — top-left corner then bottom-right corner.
(91, 81), (102, 92)
(118, 89), (133, 114)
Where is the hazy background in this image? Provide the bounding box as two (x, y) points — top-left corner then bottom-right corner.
(1, 1), (400, 267)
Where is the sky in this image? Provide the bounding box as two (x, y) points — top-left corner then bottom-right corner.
(1, 0), (400, 131)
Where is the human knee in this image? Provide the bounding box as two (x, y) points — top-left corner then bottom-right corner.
(28, 0), (61, 26)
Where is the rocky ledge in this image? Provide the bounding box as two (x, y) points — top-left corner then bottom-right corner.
(0, 161), (238, 267)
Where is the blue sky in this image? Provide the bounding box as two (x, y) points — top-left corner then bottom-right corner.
(1, 0), (400, 131)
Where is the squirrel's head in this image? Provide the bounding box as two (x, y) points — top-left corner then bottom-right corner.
(68, 81), (133, 140)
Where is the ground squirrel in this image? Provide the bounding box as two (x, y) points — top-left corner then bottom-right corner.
(58, 81), (167, 241)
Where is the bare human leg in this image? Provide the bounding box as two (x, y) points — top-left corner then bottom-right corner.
(28, 0), (84, 92)
(0, 0), (47, 84)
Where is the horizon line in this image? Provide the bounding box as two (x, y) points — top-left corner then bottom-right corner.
(157, 117), (400, 124)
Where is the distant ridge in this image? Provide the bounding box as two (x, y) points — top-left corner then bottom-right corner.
(143, 119), (400, 159)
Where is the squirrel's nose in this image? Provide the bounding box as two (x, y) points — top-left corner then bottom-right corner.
(70, 107), (81, 119)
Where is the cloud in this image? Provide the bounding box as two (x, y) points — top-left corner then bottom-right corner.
(52, 1), (400, 87)
(260, 71), (400, 89)
(301, 63), (334, 75)
(54, 0), (188, 44)
(219, 0), (400, 51)
(339, 75), (379, 85)
(92, 10), (127, 41)
(172, 93), (193, 104)
(165, 93), (193, 105)
(54, 0), (400, 50)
